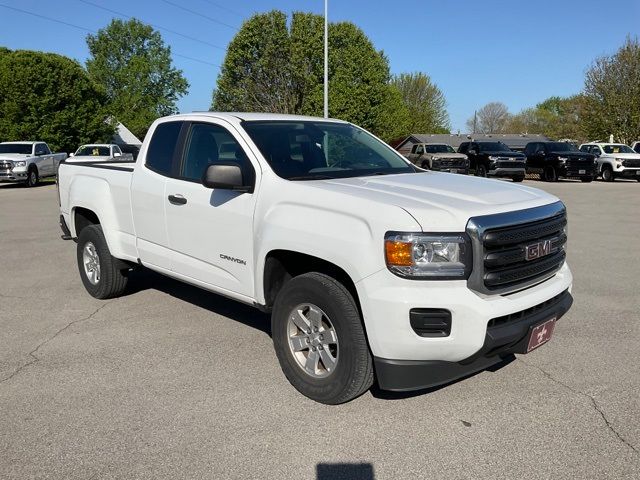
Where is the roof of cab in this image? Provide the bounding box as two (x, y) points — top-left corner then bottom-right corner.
(0, 141), (40, 144)
(169, 112), (349, 123)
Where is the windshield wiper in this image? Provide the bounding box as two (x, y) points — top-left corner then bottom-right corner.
(288, 174), (335, 181)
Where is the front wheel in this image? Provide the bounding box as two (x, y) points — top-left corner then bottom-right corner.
(602, 165), (614, 182)
(77, 224), (128, 299)
(544, 165), (558, 182)
(271, 272), (374, 404)
(476, 164), (487, 177)
(512, 175), (525, 182)
(26, 167), (39, 187)
(421, 160), (430, 170)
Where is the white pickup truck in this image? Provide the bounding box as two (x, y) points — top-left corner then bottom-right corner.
(58, 113), (573, 404)
(0, 141), (67, 187)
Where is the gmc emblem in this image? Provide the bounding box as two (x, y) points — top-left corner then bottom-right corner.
(524, 239), (552, 261)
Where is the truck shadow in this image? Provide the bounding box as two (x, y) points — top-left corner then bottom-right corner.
(124, 267), (271, 336)
(316, 463), (375, 480)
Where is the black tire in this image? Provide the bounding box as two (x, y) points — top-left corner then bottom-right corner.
(544, 165), (558, 182)
(271, 272), (374, 404)
(421, 160), (430, 170)
(581, 177), (594, 183)
(26, 166), (39, 187)
(512, 175), (525, 182)
(601, 165), (614, 182)
(76, 224), (128, 299)
(476, 164), (487, 177)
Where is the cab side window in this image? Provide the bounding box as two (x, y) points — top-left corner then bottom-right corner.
(146, 121), (183, 176)
(415, 145), (424, 155)
(180, 123), (254, 184)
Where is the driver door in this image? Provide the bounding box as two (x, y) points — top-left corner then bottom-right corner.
(164, 120), (259, 298)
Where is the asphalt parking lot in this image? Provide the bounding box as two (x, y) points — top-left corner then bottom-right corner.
(1, 178), (639, 479)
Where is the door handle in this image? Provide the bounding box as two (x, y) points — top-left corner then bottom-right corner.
(168, 194), (187, 205)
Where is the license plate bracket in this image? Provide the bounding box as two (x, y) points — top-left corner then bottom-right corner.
(527, 317), (556, 352)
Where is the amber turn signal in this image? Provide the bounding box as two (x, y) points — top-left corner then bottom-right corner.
(385, 240), (413, 266)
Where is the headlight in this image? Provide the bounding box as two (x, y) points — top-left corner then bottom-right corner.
(13, 161), (26, 167)
(488, 156), (499, 161)
(384, 232), (472, 279)
(557, 157), (568, 163)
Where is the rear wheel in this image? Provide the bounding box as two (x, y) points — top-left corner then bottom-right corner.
(26, 166), (39, 187)
(77, 224), (128, 299)
(601, 165), (614, 182)
(271, 272), (373, 404)
(544, 165), (558, 182)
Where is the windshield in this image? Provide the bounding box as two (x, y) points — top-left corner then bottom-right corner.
(603, 144), (634, 154)
(76, 146), (111, 156)
(477, 142), (511, 152)
(425, 144), (455, 154)
(547, 142), (578, 152)
(242, 121), (415, 180)
(0, 143), (32, 154)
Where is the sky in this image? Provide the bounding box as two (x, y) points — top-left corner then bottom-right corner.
(1, 0), (639, 132)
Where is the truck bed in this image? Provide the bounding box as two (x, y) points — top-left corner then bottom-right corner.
(57, 159), (138, 262)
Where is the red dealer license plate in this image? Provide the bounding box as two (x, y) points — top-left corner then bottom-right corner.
(527, 318), (556, 353)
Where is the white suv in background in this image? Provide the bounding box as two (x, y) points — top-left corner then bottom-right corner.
(579, 142), (640, 182)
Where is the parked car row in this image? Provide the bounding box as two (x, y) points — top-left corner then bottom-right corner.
(0, 141), (134, 186)
(401, 140), (640, 183)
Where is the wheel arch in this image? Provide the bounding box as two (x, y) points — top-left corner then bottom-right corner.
(261, 250), (361, 313)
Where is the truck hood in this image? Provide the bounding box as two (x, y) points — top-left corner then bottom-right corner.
(0, 154), (31, 161)
(430, 153), (467, 159)
(482, 151), (525, 158)
(603, 153), (640, 159)
(309, 172), (559, 231)
(550, 151), (592, 158)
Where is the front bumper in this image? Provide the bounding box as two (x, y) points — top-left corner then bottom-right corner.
(614, 167), (640, 179)
(560, 164), (597, 178)
(355, 261), (572, 389)
(374, 290), (573, 391)
(488, 167), (525, 178)
(0, 169), (28, 182)
(433, 167), (469, 175)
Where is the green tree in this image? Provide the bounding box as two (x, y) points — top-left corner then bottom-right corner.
(504, 96), (587, 141)
(212, 10), (407, 141)
(582, 36), (640, 143)
(86, 19), (189, 139)
(391, 72), (449, 133)
(0, 50), (113, 152)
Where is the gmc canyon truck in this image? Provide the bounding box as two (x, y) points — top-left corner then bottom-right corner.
(405, 143), (469, 174)
(524, 141), (597, 182)
(458, 141), (526, 181)
(58, 113), (573, 404)
(0, 141), (67, 187)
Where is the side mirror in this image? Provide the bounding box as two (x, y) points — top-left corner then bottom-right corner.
(468, 149), (477, 156)
(69, 153), (75, 157)
(202, 163), (252, 193)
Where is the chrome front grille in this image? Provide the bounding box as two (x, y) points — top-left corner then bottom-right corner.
(466, 202), (567, 295)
